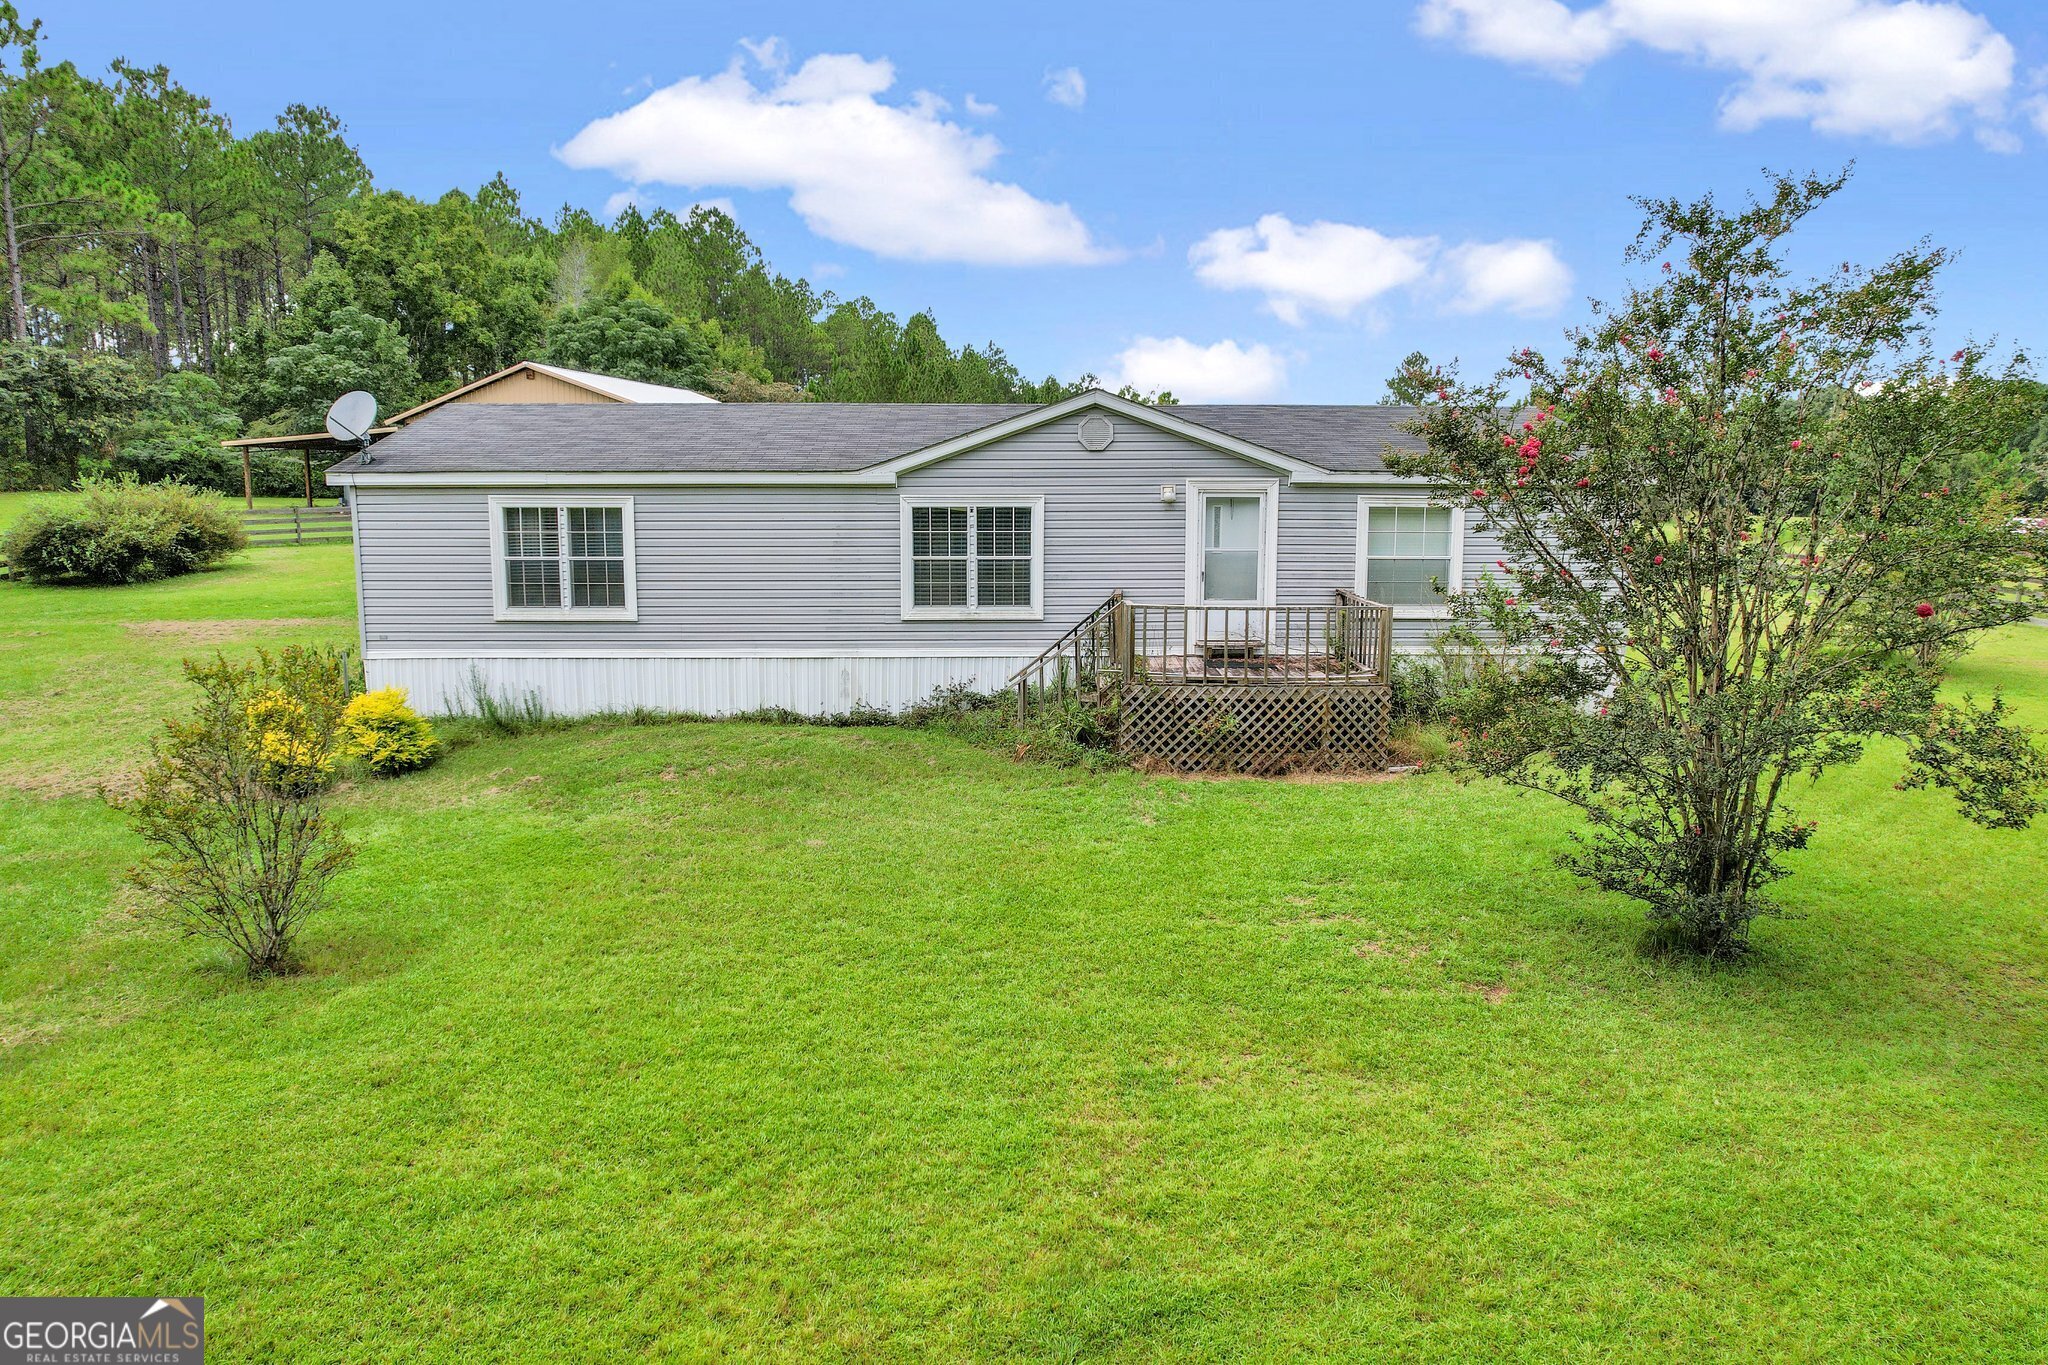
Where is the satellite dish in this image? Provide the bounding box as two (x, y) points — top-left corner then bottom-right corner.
(325, 390), (377, 445)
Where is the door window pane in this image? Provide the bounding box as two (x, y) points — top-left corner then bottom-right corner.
(1203, 496), (1262, 602)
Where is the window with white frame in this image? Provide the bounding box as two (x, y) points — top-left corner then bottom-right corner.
(902, 498), (1043, 618)
(489, 497), (636, 620)
(1358, 500), (1460, 613)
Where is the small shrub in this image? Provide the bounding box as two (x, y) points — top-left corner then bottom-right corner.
(121, 647), (355, 977)
(892, 686), (1126, 770)
(454, 668), (554, 736)
(1388, 654), (1448, 726)
(340, 687), (442, 776)
(1, 476), (246, 585)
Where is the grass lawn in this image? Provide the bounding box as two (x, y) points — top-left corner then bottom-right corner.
(2, 545), (2045, 1359)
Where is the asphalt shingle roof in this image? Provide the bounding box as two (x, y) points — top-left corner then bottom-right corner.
(343, 398), (1428, 477)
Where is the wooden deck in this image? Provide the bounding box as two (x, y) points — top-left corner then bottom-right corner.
(1007, 591), (1395, 772)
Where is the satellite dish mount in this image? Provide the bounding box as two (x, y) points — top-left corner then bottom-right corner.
(326, 390), (378, 464)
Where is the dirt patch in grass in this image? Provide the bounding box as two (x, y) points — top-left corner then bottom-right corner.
(1354, 939), (1432, 961)
(121, 616), (353, 643)
(0, 764), (130, 800)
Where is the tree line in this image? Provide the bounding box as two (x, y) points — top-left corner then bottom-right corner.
(0, 6), (1118, 491)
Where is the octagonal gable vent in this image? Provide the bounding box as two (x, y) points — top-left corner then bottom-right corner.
(1076, 414), (1116, 452)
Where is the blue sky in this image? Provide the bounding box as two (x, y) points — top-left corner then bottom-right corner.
(45, 0), (2048, 401)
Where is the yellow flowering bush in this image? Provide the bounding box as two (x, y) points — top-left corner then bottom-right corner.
(246, 688), (337, 793)
(340, 687), (442, 776)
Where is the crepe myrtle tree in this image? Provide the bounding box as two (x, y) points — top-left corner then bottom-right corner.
(1385, 170), (2045, 958)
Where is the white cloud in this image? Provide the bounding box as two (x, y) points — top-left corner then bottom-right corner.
(1439, 238), (1574, 315)
(963, 92), (999, 117)
(1190, 213), (1573, 322)
(558, 42), (1117, 266)
(1190, 215), (1438, 325)
(1106, 337), (1288, 402)
(1415, 0), (2020, 143)
(1415, 0), (1617, 75)
(2027, 93), (2048, 138)
(1044, 66), (1087, 109)
(603, 187), (644, 218)
(1977, 125), (2021, 153)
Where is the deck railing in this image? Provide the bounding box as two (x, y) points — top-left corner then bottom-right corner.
(1008, 590), (1393, 722)
(1124, 591), (1392, 685)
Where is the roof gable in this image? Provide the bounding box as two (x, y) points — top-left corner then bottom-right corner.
(386, 360), (716, 425)
(869, 390), (1328, 481)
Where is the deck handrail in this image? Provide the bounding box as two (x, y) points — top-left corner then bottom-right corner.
(1007, 591), (1125, 720)
(1119, 597), (1393, 686)
(1332, 587), (1396, 680)
(1008, 591), (1393, 721)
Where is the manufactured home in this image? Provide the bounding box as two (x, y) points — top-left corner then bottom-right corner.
(328, 390), (1493, 763)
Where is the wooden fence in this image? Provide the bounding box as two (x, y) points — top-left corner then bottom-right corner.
(240, 504), (352, 547)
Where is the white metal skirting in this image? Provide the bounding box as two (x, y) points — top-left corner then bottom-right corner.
(364, 653), (1042, 718)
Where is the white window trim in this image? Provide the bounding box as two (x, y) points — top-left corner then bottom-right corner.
(1355, 497), (1464, 619)
(1184, 478), (1280, 605)
(898, 494), (1045, 621)
(488, 494), (638, 622)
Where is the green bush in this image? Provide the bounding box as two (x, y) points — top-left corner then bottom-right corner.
(1388, 654), (1448, 726)
(1, 477), (247, 585)
(340, 687), (443, 776)
(894, 685), (1126, 771)
(122, 647), (356, 977)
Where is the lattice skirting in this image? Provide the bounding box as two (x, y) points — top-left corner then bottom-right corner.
(1118, 684), (1392, 774)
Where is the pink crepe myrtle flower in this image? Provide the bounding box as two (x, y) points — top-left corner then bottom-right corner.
(1504, 597), (1517, 607)
(1790, 438), (1804, 451)
(1646, 347), (1664, 361)
(1915, 602), (1935, 618)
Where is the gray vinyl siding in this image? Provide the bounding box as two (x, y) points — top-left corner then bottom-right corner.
(354, 410), (1494, 655)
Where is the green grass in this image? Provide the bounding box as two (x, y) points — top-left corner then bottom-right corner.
(2, 548), (2045, 1359)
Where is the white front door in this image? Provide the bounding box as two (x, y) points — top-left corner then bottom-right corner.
(1186, 480), (1276, 644)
